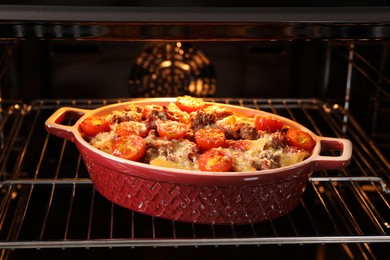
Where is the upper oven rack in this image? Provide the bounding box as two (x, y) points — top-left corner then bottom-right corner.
(0, 98), (389, 253)
(1, 7), (390, 41)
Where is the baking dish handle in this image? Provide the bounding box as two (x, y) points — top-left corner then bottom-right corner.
(45, 107), (90, 142)
(312, 137), (353, 171)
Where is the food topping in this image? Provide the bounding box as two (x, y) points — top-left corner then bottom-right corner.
(254, 115), (284, 132)
(195, 128), (226, 150)
(286, 129), (316, 151)
(112, 135), (146, 161)
(175, 95), (205, 113)
(80, 116), (111, 137)
(80, 96), (315, 172)
(198, 148), (233, 172)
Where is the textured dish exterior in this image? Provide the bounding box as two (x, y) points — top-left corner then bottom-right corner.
(81, 150), (311, 224)
(45, 98), (352, 225)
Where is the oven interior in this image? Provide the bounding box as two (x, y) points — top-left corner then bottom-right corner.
(1, 7), (390, 260)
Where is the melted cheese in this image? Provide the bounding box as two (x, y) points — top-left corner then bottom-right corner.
(150, 139), (198, 170)
(90, 132), (115, 154)
(280, 150), (308, 167)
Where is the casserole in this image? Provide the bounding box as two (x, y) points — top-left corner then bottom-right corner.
(44, 98), (352, 225)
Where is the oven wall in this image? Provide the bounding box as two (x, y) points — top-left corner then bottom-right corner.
(4, 40), (328, 100)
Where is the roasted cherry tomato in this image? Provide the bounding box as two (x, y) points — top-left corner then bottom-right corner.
(198, 149), (233, 172)
(286, 129), (316, 151)
(195, 128), (226, 150)
(156, 120), (187, 140)
(80, 116), (110, 136)
(176, 95), (205, 113)
(112, 135), (146, 161)
(115, 121), (148, 138)
(254, 115), (284, 132)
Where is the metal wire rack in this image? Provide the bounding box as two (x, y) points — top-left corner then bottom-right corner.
(0, 98), (389, 259)
(0, 39), (389, 259)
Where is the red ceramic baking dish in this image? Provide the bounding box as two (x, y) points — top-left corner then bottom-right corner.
(45, 98), (352, 225)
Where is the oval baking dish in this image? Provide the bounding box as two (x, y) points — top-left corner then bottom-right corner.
(45, 98), (352, 225)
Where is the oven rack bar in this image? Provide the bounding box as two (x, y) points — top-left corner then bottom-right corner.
(0, 98), (389, 251)
(1, 176), (389, 194)
(0, 178), (388, 249)
(1, 235), (390, 250)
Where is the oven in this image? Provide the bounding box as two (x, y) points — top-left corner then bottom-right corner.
(0, 2), (390, 260)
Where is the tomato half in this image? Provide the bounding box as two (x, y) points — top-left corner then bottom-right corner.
(195, 128), (226, 150)
(80, 116), (110, 136)
(115, 121), (148, 138)
(112, 135), (146, 161)
(254, 115), (284, 132)
(198, 149), (233, 172)
(286, 129), (316, 151)
(175, 95), (205, 113)
(156, 120), (187, 140)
